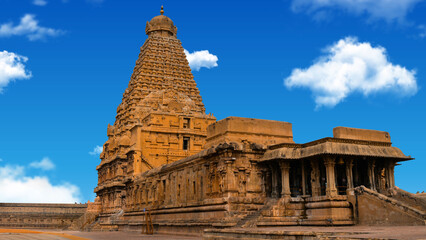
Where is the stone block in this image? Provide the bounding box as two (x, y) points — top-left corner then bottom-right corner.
(333, 127), (391, 143)
(205, 117), (294, 148)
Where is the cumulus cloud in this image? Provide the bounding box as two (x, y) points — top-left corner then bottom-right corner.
(0, 14), (64, 41)
(89, 145), (103, 156)
(284, 37), (418, 109)
(291, 0), (423, 23)
(0, 50), (32, 93)
(0, 164), (80, 203)
(184, 49), (218, 71)
(33, 0), (47, 6)
(29, 157), (55, 170)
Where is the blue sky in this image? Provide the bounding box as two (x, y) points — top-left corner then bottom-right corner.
(0, 0), (425, 203)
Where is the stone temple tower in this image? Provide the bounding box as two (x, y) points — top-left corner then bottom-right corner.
(95, 7), (216, 210)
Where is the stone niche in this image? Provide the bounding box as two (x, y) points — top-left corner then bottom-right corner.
(333, 127), (391, 143)
(205, 117), (294, 148)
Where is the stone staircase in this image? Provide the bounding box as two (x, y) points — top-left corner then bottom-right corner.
(86, 210), (124, 231)
(257, 197), (306, 226)
(389, 187), (426, 212)
(234, 198), (278, 228)
(84, 217), (100, 231)
(355, 186), (425, 226)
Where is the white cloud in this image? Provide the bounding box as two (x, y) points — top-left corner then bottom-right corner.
(0, 164), (80, 203)
(419, 25), (426, 38)
(29, 157), (55, 170)
(0, 14), (64, 41)
(0, 50), (32, 93)
(184, 49), (218, 71)
(291, 0), (423, 23)
(33, 0), (47, 6)
(284, 37), (417, 109)
(89, 145), (103, 156)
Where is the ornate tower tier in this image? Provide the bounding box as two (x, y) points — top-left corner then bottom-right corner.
(95, 8), (216, 210)
(113, 8), (207, 134)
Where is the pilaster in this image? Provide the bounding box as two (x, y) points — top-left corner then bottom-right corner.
(224, 158), (238, 195)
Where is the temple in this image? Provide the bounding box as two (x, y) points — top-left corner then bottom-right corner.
(92, 7), (425, 234)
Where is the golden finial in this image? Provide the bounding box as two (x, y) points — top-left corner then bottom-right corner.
(160, 5), (164, 15)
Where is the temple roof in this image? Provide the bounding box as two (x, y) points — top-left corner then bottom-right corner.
(109, 6), (206, 136)
(261, 137), (413, 162)
(146, 6), (177, 37)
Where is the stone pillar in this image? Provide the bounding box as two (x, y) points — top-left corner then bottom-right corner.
(368, 160), (377, 191)
(346, 159), (354, 195)
(324, 157), (338, 197)
(301, 161), (306, 196)
(270, 165), (279, 198)
(386, 160), (396, 189)
(279, 161), (291, 198)
(310, 160), (321, 197)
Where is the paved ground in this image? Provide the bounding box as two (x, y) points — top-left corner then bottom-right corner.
(0, 233), (75, 240)
(0, 229), (87, 240)
(0, 229), (201, 240)
(1, 226), (426, 240)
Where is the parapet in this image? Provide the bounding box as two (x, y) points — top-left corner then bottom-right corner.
(333, 127), (391, 143)
(205, 117), (294, 148)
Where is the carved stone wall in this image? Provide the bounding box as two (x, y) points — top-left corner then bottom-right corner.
(0, 203), (87, 229)
(92, 9), (419, 234)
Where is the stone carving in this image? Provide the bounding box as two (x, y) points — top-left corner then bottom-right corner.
(91, 8), (422, 235)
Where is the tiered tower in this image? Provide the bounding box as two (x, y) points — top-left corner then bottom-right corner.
(95, 7), (216, 212)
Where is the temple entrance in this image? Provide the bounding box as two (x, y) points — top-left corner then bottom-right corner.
(353, 160), (369, 188)
(289, 160), (312, 197)
(335, 159), (347, 195)
(304, 160), (312, 196)
(290, 161), (302, 197)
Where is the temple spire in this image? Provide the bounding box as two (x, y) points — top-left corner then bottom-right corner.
(160, 5), (164, 15)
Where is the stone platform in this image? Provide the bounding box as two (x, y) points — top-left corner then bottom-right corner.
(202, 226), (426, 240)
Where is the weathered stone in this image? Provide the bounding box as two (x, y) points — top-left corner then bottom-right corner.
(89, 7), (425, 235)
(0, 203), (87, 229)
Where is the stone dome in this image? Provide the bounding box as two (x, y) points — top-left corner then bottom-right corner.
(145, 6), (177, 37)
